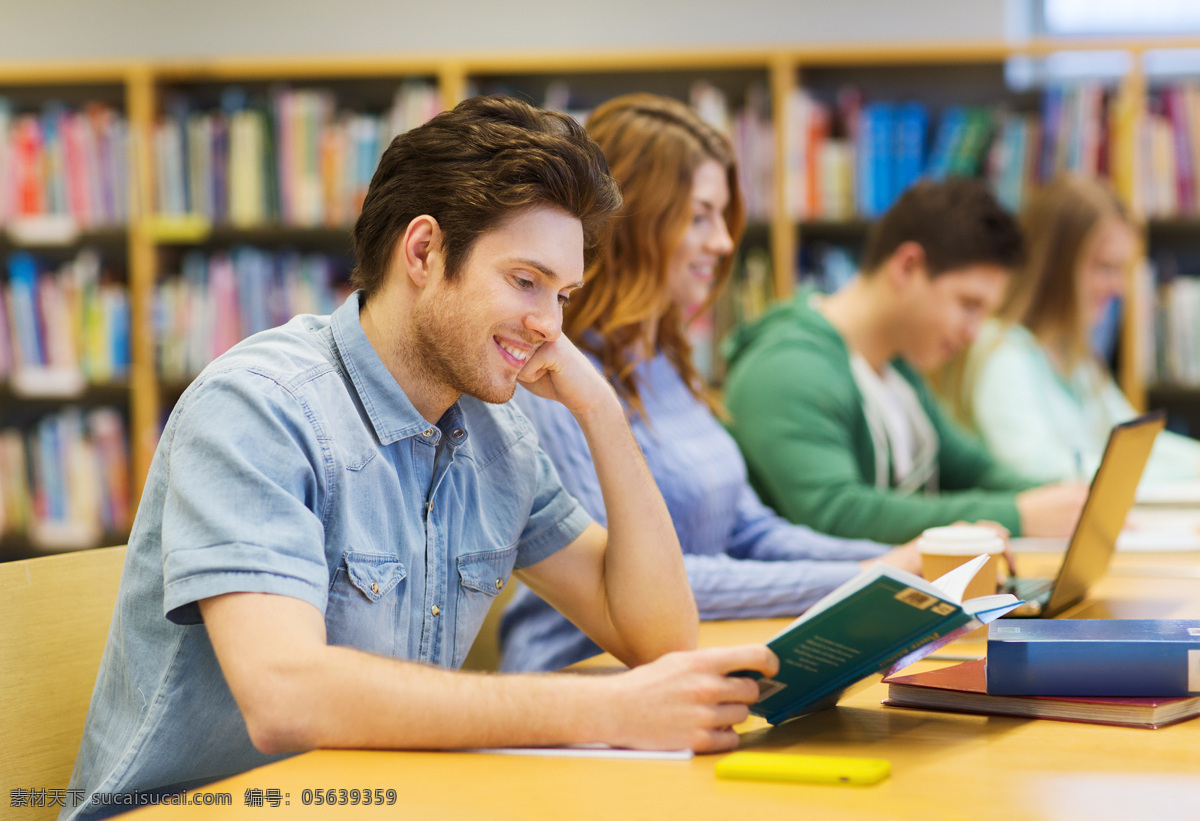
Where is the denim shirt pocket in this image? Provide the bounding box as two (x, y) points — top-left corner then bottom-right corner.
(452, 543), (519, 668)
(326, 551), (407, 657)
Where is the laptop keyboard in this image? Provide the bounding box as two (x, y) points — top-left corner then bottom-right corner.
(1007, 577), (1054, 601)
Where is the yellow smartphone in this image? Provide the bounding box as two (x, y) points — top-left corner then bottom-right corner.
(714, 752), (890, 786)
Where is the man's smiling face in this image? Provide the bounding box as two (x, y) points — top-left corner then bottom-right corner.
(409, 206), (585, 405)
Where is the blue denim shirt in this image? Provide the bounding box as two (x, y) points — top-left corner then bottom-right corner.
(63, 291), (590, 820)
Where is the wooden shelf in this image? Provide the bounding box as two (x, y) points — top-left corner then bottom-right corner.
(151, 223), (355, 253)
(0, 529), (130, 562)
(797, 219), (873, 240)
(0, 381), (131, 409)
(1148, 384), (1200, 400)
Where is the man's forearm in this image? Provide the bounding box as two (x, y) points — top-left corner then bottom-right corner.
(204, 593), (777, 757)
(572, 395), (698, 663)
(249, 645), (615, 753)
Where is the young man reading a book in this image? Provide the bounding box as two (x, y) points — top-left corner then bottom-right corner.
(63, 97), (776, 821)
(723, 179), (1087, 545)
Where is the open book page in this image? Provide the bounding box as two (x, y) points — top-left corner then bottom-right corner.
(763, 554), (999, 644)
(927, 554), (991, 603)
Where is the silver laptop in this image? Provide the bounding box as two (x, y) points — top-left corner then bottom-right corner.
(1003, 411), (1166, 618)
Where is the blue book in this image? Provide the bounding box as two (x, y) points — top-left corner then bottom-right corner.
(738, 555), (1021, 725)
(892, 102), (928, 207)
(1039, 85), (1063, 182)
(987, 620), (1200, 697)
(854, 104), (876, 218)
(926, 106), (966, 180)
(7, 252), (45, 368)
(855, 102), (894, 218)
(110, 291), (130, 378)
(872, 102), (894, 217)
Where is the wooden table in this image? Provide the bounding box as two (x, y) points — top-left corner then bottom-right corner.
(129, 550), (1200, 821)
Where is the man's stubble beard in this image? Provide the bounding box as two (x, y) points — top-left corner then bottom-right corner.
(407, 290), (518, 407)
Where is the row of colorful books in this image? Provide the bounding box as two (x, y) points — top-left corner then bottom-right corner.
(0, 99), (130, 229)
(785, 83), (1113, 220)
(468, 79), (776, 223)
(153, 81), (442, 227)
(156, 248), (352, 383)
(667, 82), (774, 222)
(1132, 83), (1200, 219)
(1, 250), (130, 395)
(719, 85), (775, 223)
(0, 407), (130, 549)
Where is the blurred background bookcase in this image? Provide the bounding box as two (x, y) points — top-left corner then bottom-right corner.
(4, 39), (1200, 559)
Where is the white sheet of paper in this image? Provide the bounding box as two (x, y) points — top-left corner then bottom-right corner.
(464, 744), (693, 760)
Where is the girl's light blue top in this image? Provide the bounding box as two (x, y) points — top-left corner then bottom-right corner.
(499, 351), (890, 673)
(967, 321), (1200, 484)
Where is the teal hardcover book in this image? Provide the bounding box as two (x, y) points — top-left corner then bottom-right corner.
(743, 555), (1021, 725)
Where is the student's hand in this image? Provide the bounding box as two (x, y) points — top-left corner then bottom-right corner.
(599, 645), (779, 754)
(861, 542), (922, 576)
(517, 334), (618, 419)
(1015, 482), (1089, 538)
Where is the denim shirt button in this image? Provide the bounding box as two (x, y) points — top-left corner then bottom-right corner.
(495, 578), (504, 591)
(453, 429), (464, 438)
(422, 428), (434, 437)
(371, 582), (379, 595)
(431, 604), (440, 617)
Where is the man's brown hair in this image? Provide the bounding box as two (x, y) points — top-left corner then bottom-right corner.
(861, 178), (1025, 277)
(351, 95), (622, 298)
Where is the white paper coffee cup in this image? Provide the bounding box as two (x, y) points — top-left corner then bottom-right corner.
(917, 525), (1005, 601)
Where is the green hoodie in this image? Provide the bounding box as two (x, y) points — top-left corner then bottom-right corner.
(722, 292), (1038, 544)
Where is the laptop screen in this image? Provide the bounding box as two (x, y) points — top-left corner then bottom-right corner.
(1043, 412), (1166, 617)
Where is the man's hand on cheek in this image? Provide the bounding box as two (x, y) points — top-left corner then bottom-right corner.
(517, 336), (616, 418)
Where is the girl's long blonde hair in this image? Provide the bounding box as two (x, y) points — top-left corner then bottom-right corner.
(1001, 174), (1132, 369)
(937, 174), (1133, 426)
(566, 93), (745, 416)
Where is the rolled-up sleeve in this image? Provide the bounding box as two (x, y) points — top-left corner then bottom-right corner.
(160, 370), (330, 625)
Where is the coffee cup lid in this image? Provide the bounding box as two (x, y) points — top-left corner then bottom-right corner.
(917, 525), (1005, 555)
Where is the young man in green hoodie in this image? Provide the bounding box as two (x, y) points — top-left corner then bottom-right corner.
(723, 179), (1087, 545)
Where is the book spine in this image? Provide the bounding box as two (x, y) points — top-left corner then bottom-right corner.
(8, 252), (45, 367)
(987, 640), (1200, 697)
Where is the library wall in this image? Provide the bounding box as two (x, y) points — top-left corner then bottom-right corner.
(11, 6), (1200, 561)
(1, 0), (1008, 59)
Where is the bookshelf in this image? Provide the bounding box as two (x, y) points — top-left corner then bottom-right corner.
(5, 39), (1200, 559)
(0, 64), (137, 558)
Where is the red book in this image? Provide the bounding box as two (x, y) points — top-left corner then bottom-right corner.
(882, 659), (1200, 729)
(13, 116), (45, 216)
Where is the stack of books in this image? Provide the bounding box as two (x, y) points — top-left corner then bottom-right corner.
(883, 620), (1200, 729)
